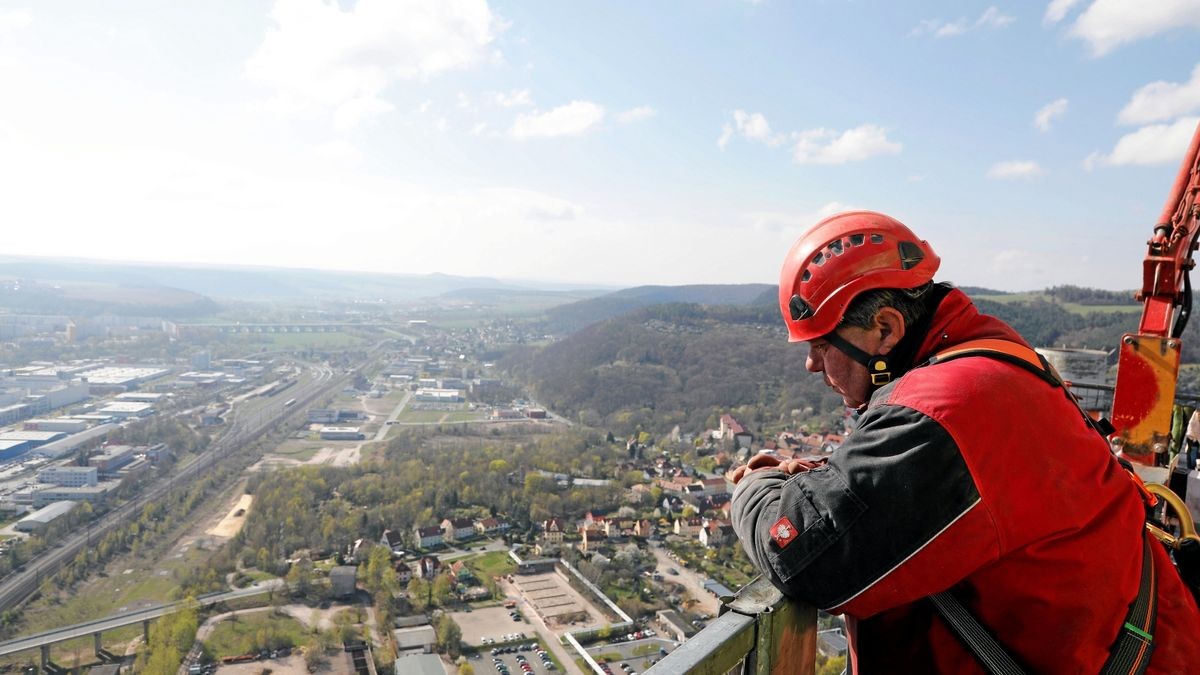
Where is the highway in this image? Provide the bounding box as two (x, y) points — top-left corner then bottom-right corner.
(0, 581), (283, 658)
(0, 342), (389, 616)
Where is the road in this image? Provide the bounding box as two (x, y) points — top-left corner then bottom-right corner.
(371, 390), (411, 442)
(0, 580), (285, 658)
(648, 548), (720, 617)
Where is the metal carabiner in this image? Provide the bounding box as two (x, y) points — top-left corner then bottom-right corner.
(1145, 483), (1200, 549)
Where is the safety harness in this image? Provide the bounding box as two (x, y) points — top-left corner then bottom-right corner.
(923, 339), (1158, 675)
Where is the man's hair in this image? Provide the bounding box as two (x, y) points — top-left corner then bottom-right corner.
(839, 281), (936, 331)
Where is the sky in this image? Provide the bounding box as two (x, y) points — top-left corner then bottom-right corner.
(1, 1), (1199, 291)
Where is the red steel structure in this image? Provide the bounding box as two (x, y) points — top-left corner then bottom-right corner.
(1112, 120), (1200, 464)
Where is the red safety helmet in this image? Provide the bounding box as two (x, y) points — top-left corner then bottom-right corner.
(779, 211), (940, 342)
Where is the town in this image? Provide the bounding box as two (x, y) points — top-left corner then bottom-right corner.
(0, 293), (869, 675)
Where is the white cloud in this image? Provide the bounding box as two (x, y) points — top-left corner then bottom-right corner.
(987, 160), (1046, 178)
(510, 101), (605, 139)
(1067, 0), (1200, 57)
(717, 110), (787, 149)
(1118, 64), (1200, 125)
(332, 96), (396, 131)
(792, 125), (902, 164)
(494, 89), (532, 108)
(744, 201), (856, 235)
(313, 141), (364, 165)
(617, 106), (657, 124)
(977, 7), (1016, 29)
(245, 0), (500, 127)
(0, 8), (32, 34)
(910, 6), (1014, 38)
(1034, 98), (1069, 131)
(1044, 0), (1083, 25)
(1084, 117), (1199, 168)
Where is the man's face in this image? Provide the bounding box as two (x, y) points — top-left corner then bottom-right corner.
(805, 325), (879, 409)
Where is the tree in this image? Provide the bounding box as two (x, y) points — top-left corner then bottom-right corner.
(432, 573), (453, 607)
(408, 576), (430, 611)
(435, 614), (463, 659)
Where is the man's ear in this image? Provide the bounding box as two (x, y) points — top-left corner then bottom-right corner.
(874, 307), (906, 355)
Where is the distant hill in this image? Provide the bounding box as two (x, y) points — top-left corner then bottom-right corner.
(542, 283), (775, 334)
(0, 280), (219, 318)
(504, 302), (842, 435)
(0, 256), (612, 303)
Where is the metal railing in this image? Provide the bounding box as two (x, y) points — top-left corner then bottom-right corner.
(644, 578), (816, 675)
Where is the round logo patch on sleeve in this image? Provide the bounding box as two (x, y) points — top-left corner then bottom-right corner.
(770, 516), (798, 549)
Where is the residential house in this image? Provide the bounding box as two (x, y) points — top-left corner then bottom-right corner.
(719, 414), (754, 449)
(674, 517), (703, 537)
(394, 561), (413, 584)
(381, 529), (405, 554)
(474, 517), (509, 537)
(414, 525), (444, 549)
(633, 519), (656, 539)
(542, 518), (565, 544)
(699, 520), (735, 548)
(581, 526), (605, 552)
(441, 517), (475, 543)
(416, 555), (442, 580)
(449, 560), (474, 582)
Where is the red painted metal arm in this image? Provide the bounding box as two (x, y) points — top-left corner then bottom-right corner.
(1111, 121), (1200, 464)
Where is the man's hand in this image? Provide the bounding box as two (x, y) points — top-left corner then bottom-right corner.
(727, 454), (829, 485)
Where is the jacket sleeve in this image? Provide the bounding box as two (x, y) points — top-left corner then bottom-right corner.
(731, 403), (1000, 615)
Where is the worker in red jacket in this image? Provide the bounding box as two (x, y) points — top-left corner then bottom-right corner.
(729, 211), (1200, 673)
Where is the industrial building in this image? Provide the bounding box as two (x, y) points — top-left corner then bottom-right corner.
(77, 366), (171, 388)
(114, 392), (167, 403)
(0, 440), (30, 462)
(14, 500), (76, 534)
(22, 418), (88, 433)
(319, 427), (365, 441)
(32, 482), (116, 507)
(414, 388), (463, 403)
(34, 423), (117, 459)
(88, 445), (137, 472)
(95, 402), (154, 419)
(37, 466), (98, 488)
(0, 430), (67, 447)
(307, 409), (340, 424)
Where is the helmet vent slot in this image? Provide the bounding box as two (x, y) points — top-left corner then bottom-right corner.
(870, 233), (884, 244)
(850, 234), (865, 247)
(897, 241), (925, 270)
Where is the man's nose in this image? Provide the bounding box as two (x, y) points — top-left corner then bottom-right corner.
(806, 349), (822, 373)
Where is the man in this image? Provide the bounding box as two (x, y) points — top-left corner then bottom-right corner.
(729, 211), (1200, 673)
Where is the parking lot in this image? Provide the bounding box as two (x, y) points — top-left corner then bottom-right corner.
(587, 637), (678, 674)
(473, 641), (559, 674)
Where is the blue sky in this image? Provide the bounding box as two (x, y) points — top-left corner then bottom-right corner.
(0, 1), (1198, 290)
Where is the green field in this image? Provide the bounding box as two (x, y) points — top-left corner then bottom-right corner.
(202, 611), (307, 657)
(467, 550), (516, 579)
(270, 440), (325, 461)
(395, 408), (486, 424)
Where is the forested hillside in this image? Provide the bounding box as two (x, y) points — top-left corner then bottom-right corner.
(542, 283), (774, 334)
(504, 303), (842, 435)
(503, 286), (1200, 437)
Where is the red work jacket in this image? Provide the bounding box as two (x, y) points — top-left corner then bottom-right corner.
(732, 289), (1200, 673)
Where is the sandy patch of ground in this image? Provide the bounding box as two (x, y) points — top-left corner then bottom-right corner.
(207, 494), (254, 538)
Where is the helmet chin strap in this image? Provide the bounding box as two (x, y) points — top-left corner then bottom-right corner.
(823, 331), (894, 387)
